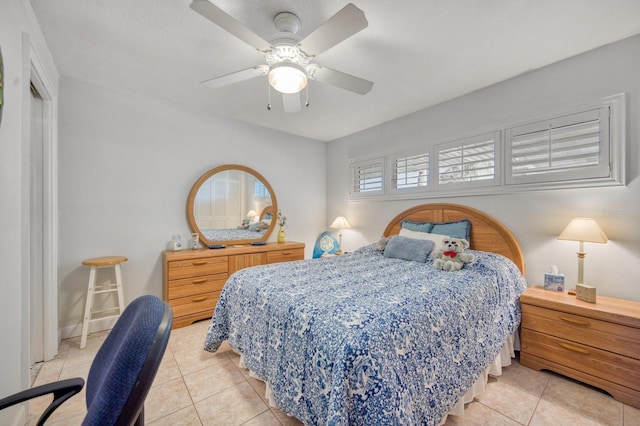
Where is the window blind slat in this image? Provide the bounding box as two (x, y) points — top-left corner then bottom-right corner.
(392, 153), (429, 190)
(507, 107), (609, 182)
(351, 159), (384, 194)
(437, 136), (497, 185)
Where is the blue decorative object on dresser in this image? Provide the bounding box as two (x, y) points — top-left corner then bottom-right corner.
(312, 231), (340, 258)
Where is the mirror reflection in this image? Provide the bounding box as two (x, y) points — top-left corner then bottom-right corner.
(187, 165), (277, 246)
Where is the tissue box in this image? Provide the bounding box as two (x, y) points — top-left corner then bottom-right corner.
(544, 273), (565, 292)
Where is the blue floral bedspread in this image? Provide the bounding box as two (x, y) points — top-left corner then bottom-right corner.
(204, 244), (527, 425)
(201, 227), (266, 241)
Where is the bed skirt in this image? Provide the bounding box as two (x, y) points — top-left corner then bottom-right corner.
(440, 331), (519, 423)
(238, 331), (520, 424)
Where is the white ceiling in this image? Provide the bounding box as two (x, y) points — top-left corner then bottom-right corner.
(30, 0), (640, 141)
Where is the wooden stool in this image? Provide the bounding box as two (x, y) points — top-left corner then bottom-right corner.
(80, 256), (128, 349)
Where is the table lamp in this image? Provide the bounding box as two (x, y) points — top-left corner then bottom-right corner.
(246, 210), (258, 223)
(330, 216), (351, 255)
(558, 217), (608, 286)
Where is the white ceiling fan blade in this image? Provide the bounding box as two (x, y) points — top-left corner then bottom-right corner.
(282, 93), (301, 113)
(201, 66), (267, 88)
(309, 65), (373, 95)
(190, 0), (272, 52)
(298, 3), (368, 57)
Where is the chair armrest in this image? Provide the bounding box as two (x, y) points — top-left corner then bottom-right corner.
(0, 377), (84, 425)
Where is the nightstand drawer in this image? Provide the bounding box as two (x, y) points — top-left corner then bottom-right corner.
(267, 248), (304, 264)
(522, 304), (640, 360)
(167, 274), (227, 300)
(167, 256), (228, 280)
(521, 329), (640, 391)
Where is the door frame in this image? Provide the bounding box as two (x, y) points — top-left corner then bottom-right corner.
(21, 33), (59, 365)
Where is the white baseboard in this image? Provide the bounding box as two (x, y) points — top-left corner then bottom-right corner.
(59, 317), (118, 340)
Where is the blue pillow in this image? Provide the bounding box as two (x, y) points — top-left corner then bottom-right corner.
(431, 219), (471, 242)
(401, 220), (433, 233)
(383, 235), (435, 262)
(248, 221), (269, 232)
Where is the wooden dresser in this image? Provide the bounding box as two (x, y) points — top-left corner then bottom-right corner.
(163, 241), (305, 329)
(520, 286), (640, 408)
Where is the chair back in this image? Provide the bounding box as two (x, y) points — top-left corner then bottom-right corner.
(82, 295), (172, 426)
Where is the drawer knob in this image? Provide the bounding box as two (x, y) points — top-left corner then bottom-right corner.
(559, 342), (591, 355)
(192, 278), (207, 284)
(559, 316), (591, 326)
(192, 296), (207, 302)
(281, 252), (291, 255)
(192, 260), (208, 266)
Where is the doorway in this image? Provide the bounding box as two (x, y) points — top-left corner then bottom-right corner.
(29, 82), (45, 366)
(22, 35), (59, 379)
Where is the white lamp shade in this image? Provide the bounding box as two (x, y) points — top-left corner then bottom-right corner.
(246, 210), (258, 218)
(558, 218), (608, 243)
(330, 216), (351, 230)
(268, 63), (308, 94)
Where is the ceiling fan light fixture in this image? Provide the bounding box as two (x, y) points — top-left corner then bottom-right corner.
(268, 62), (307, 94)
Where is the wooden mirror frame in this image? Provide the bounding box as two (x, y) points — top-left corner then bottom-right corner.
(187, 164), (278, 247)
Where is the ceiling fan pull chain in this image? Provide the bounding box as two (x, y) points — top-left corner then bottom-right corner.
(305, 85), (310, 108)
(267, 80), (272, 111)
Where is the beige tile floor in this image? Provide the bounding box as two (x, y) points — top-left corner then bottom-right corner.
(28, 320), (640, 426)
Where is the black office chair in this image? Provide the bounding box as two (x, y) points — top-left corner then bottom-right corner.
(0, 294), (172, 426)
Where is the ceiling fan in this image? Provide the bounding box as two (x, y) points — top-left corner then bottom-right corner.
(190, 0), (374, 112)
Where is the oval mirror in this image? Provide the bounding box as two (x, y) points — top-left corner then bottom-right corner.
(187, 165), (278, 247)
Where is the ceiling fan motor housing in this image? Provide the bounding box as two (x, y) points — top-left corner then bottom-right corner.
(273, 12), (301, 34)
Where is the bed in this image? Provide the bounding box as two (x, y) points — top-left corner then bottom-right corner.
(201, 206), (274, 241)
(204, 203), (527, 425)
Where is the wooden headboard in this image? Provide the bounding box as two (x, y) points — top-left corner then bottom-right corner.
(383, 203), (525, 274)
(260, 206), (273, 221)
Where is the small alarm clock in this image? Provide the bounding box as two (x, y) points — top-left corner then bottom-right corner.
(576, 283), (596, 303)
(170, 234), (182, 251)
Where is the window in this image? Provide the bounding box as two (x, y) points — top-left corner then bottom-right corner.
(348, 94), (624, 200)
(436, 132), (499, 189)
(350, 158), (384, 196)
(506, 107), (610, 185)
(389, 152), (429, 193)
(254, 180), (270, 199)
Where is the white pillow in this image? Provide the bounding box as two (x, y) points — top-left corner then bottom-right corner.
(398, 228), (450, 253)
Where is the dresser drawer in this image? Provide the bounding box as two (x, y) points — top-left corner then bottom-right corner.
(167, 256), (228, 280)
(267, 248), (304, 264)
(522, 329), (640, 391)
(169, 291), (220, 318)
(167, 274), (227, 300)
(522, 304), (640, 360)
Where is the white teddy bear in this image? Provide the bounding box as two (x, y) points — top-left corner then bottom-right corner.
(433, 238), (475, 272)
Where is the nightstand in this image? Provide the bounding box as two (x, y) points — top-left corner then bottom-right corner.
(520, 286), (640, 408)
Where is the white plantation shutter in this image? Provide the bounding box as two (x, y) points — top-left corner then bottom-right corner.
(506, 107), (610, 185)
(437, 132), (499, 188)
(348, 95), (623, 199)
(254, 180), (270, 200)
(351, 159), (384, 196)
(390, 152), (429, 192)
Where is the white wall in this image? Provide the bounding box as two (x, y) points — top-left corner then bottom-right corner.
(0, 1), (59, 424)
(57, 78), (326, 337)
(328, 35), (640, 302)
